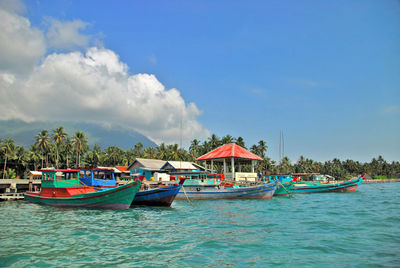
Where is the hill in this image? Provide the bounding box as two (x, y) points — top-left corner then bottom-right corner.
(0, 120), (157, 150)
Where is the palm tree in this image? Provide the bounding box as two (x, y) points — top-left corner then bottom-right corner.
(157, 143), (168, 160)
(52, 126), (67, 168)
(221, 134), (234, 145)
(257, 140), (267, 158)
(250, 144), (259, 156)
(63, 137), (73, 168)
(72, 131), (88, 167)
(144, 147), (157, 159)
(15, 146), (29, 179)
(105, 146), (123, 166)
(29, 144), (41, 171)
(134, 142), (143, 157)
(189, 139), (201, 160)
(1, 139), (16, 179)
(235, 136), (246, 148)
(209, 134), (220, 149)
(35, 130), (51, 168)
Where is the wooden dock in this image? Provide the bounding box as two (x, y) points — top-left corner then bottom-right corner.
(0, 193), (24, 201)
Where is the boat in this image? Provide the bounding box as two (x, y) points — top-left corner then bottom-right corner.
(173, 172), (277, 199)
(265, 175), (296, 196)
(131, 179), (185, 206)
(291, 174), (364, 194)
(80, 167), (183, 207)
(79, 167), (118, 190)
(24, 169), (141, 209)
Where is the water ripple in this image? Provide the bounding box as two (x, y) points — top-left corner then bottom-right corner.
(1, 183), (400, 267)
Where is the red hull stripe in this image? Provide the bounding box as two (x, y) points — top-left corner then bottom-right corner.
(25, 181), (139, 201)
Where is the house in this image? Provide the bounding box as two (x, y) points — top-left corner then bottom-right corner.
(161, 161), (206, 173)
(127, 158), (167, 180)
(115, 166), (130, 178)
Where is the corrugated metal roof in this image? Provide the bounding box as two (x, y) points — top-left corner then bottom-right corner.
(163, 161), (198, 170)
(127, 158), (167, 171)
(196, 143), (263, 161)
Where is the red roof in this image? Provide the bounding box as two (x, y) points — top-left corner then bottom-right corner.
(116, 166), (128, 172)
(196, 143), (263, 161)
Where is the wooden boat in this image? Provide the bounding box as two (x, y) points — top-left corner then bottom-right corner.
(81, 168), (183, 207)
(80, 167), (118, 190)
(291, 175), (364, 194)
(131, 179), (185, 206)
(24, 169), (141, 209)
(265, 175), (296, 196)
(172, 172), (277, 199)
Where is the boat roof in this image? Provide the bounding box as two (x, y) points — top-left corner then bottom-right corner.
(197, 143), (263, 161)
(38, 169), (80, 173)
(161, 161), (199, 170)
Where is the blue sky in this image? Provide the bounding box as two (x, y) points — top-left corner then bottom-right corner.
(2, 0), (399, 162)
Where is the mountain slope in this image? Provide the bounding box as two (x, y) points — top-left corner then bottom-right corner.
(0, 120), (157, 149)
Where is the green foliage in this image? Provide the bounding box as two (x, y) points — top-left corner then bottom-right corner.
(1, 128), (399, 180)
(4, 168), (16, 179)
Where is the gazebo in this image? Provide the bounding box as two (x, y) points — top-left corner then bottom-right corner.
(196, 143), (263, 181)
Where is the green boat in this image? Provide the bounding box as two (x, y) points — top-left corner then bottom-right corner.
(265, 175), (295, 196)
(291, 175), (364, 194)
(24, 169), (141, 209)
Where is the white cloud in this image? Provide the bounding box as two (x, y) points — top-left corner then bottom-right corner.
(46, 18), (90, 50)
(381, 105), (399, 115)
(0, 1), (46, 75)
(0, 2), (210, 145)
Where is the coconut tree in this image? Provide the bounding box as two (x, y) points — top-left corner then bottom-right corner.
(221, 134), (234, 145)
(52, 126), (67, 168)
(144, 146), (157, 159)
(157, 143), (168, 160)
(189, 139), (201, 160)
(235, 136), (246, 148)
(257, 140), (267, 158)
(15, 146), (29, 178)
(29, 144), (42, 171)
(133, 142), (144, 157)
(63, 137), (73, 168)
(72, 131), (88, 167)
(35, 129), (51, 168)
(209, 134), (221, 150)
(1, 139), (16, 179)
(250, 144), (259, 156)
(104, 145), (123, 166)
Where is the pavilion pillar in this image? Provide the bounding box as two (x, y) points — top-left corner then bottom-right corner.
(204, 161), (207, 170)
(251, 160), (255, 173)
(223, 159), (226, 174)
(211, 160), (214, 172)
(231, 157), (235, 180)
(239, 163), (242, 172)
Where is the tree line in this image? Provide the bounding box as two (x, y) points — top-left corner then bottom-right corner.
(1, 128), (399, 180)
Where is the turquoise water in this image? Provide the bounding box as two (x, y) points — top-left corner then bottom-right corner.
(1, 183), (399, 267)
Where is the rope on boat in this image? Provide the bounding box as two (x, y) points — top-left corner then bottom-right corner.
(181, 186), (195, 208)
(274, 178), (294, 197)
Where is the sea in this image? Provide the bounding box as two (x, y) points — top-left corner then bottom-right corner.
(1, 183), (399, 267)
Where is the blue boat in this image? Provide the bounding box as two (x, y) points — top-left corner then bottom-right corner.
(80, 168), (183, 207)
(80, 168), (117, 190)
(131, 179), (184, 206)
(171, 172), (277, 199)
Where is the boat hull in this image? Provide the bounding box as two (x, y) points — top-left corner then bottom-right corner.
(176, 182), (277, 200)
(24, 181), (141, 209)
(131, 184), (182, 207)
(292, 177), (363, 194)
(274, 181), (295, 196)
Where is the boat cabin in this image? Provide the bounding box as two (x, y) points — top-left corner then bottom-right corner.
(79, 168), (117, 188)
